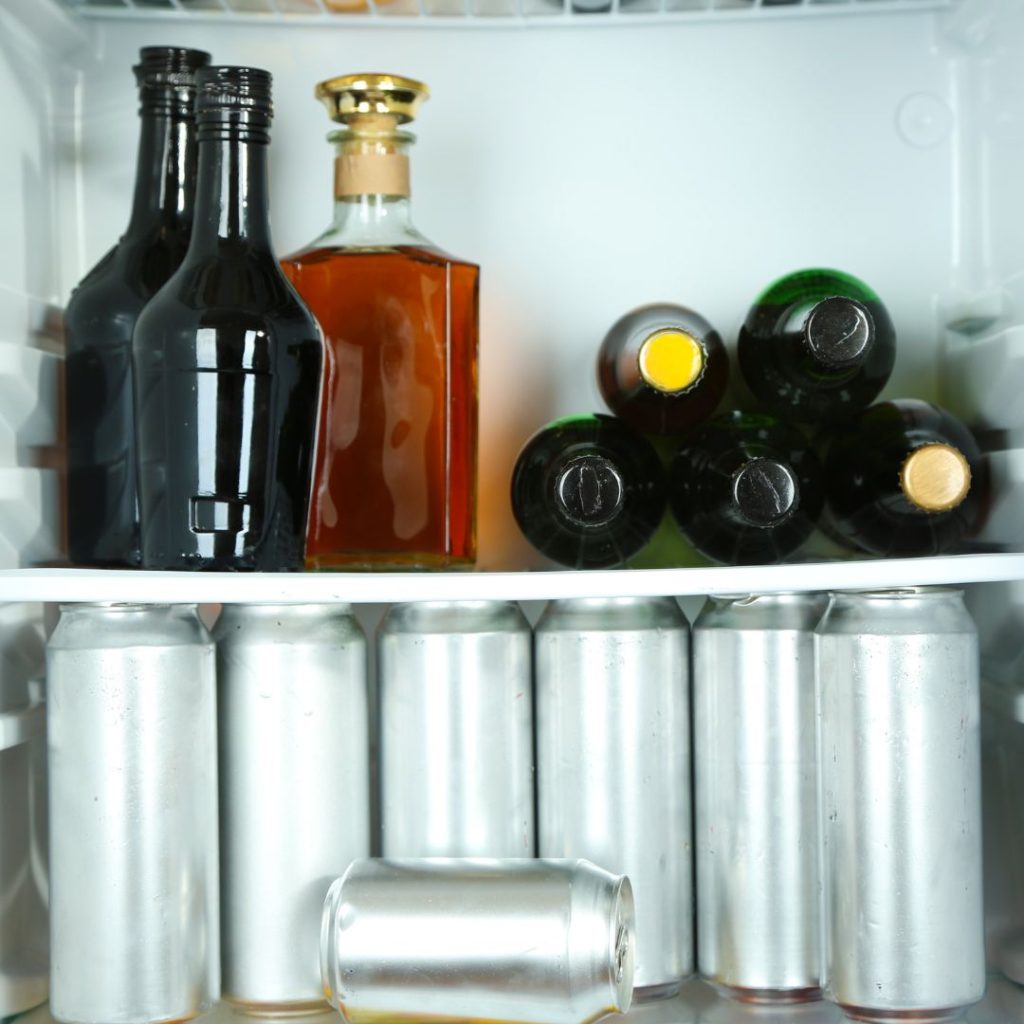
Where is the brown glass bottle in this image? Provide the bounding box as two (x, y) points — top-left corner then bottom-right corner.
(282, 74), (479, 570)
(597, 303), (729, 436)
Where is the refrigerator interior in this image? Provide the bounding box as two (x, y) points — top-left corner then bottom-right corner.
(5, 0), (1024, 1019)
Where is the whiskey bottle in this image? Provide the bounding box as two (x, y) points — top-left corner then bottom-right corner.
(510, 414), (666, 569)
(282, 74), (479, 570)
(64, 46), (209, 567)
(822, 399), (984, 557)
(737, 268), (896, 424)
(597, 303), (729, 435)
(133, 67), (323, 571)
(669, 411), (824, 565)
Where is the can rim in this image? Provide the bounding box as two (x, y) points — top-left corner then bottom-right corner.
(829, 586), (963, 600)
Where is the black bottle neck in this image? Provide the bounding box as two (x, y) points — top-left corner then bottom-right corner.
(790, 296), (875, 372)
(188, 128), (274, 256)
(554, 454), (625, 529)
(125, 108), (198, 239)
(727, 457), (799, 529)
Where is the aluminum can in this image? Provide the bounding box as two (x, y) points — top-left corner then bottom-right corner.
(378, 601), (533, 857)
(535, 596), (692, 998)
(320, 858), (634, 1024)
(214, 603), (369, 1011)
(817, 588), (985, 1022)
(0, 603), (48, 1018)
(47, 603), (219, 1024)
(693, 593), (827, 1003)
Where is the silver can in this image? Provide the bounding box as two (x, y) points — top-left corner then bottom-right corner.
(0, 603), (48, 1018)
(817, 588), (985, 1022)
(693, 593), (827, 1003)
(320, 858), (634, 1024)
(214, 603), (370, 1011)
(47, 603), (219, 1024)
(378, 601), (534, 857)
(535, 596), (692, 998)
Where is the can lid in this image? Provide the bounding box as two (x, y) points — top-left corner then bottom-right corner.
(900, 443), (971, 513)
(637, 329), (705, 394)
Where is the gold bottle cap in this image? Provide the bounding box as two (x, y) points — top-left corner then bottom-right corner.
(638, 330), (705, 394)
(315, 73), (429, 126)
(900, 443), (972, 513)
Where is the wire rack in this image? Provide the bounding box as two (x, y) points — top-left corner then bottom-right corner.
(61, 0), (955, 26)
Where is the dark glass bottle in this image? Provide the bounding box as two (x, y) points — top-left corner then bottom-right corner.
(737, 269), (896, 424)
(510, 414), (666, 569)
(64, 47), (209, 567)
(822, 399), (984, 557)
(668, 411), (824, 565)
(133, 66), (323, 571)
(597, 303), (729, 435)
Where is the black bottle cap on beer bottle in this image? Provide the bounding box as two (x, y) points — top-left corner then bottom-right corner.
(804, 296), (875, 369)
(133, 47), (209, 115)
(732, 458), (799, 528)
(554, 454), (625, 529)
(196, 66), (274, 138)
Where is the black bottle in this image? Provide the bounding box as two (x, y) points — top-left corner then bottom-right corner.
(510, 414), (666, 569)
(64, 47), (209, 567)
(597, 303), (729, 435)
(669, 411), (824, 565)
(133, 66), (323, 571)
(737, 269), (896, 424)
(822, 399), (984, 557)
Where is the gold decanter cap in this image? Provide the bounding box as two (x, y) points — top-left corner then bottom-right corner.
(315, 73), (430, 126)
(900, 443), (972, 513)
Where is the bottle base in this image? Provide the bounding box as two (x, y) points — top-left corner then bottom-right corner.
(222, 996), (332, 1018)
(839, 1004), (972, 1023)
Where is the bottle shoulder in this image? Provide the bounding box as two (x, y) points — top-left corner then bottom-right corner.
(284, 241), (477, 273)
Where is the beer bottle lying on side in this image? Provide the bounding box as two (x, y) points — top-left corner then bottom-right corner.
(511, 414), (666, 569)
(668, 411), (824, 565)
(737, 268), (895, 424)
(821, 399), (985, 557)
(597, 303), (729, 435)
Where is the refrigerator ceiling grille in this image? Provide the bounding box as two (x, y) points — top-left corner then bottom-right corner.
(62, 0), (954, 25)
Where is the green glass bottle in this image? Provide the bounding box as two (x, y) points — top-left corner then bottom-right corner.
(669, 411), (824, 565)
(510, 413), (666, 569)
(822, 399), (984, 557)
(737, 269), (895, 424)
(597, 303), (729, 435)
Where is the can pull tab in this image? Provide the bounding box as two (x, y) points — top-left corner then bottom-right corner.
(0, 699), (45, 752)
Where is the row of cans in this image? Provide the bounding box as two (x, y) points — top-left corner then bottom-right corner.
(44, 589), (985, 1024)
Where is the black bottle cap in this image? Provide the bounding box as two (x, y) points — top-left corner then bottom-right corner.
(134, 47), (209, 115)
(554, 454), (625, 529)
(804, 296), (874, 369)
(732, 458), (799, 528)
(196, 66), (274, 137)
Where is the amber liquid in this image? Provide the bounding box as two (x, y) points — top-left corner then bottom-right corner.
(283, 245), (479, 569)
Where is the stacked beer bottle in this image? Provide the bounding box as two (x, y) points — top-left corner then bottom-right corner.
(512, 269), (986, 568)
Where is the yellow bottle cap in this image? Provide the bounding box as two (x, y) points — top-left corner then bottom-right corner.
(637, 330), (705, 394)
(900, 443), (972, 513)
(315, 73), (429, 126)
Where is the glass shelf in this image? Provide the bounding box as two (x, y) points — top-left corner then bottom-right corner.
(59, 0), (954, 27)
(3, 551), (1021, 604)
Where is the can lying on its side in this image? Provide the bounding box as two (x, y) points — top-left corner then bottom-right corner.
(535, 596), (692, 999)
(378, 601), (534, 857)
(320, 858), (634, 1024)
(693, 592), (826, 1004)
(817, 588), (985, 1023)
(215, 603), (370, 1012)
(47, 603), (219, 1024)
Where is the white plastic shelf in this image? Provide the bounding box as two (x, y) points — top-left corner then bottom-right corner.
(59, 0), (954, 26)
(4, 552), (1023, 604)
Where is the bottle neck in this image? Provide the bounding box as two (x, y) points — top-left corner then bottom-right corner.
(125, 110), (198, 238)
(189, 131), (273, 255)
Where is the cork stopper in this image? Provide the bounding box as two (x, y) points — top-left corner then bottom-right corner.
(900, 443), (972, 513)
(315, 73), (428, 200)
(638, 330), (705, 394)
